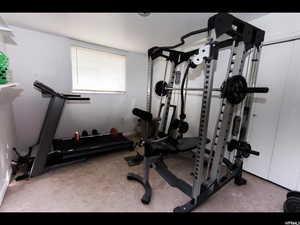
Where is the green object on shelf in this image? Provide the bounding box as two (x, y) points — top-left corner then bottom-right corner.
(0, 51), (9, 84)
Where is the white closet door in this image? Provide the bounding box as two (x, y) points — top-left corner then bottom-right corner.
(268, 40), (300, 190)
(243, 41), (294, 179)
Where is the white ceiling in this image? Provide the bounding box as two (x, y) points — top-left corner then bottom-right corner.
(1, 13), (267, 53)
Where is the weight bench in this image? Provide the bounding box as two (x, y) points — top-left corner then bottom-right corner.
(127, 136), (212, 203)
(144, 136), (210, 157)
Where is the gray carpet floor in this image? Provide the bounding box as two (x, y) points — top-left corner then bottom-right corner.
(0, 146), (287, 212)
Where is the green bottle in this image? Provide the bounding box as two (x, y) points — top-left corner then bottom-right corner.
(0, 51), (9, 85)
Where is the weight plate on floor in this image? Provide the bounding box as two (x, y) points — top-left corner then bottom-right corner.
(284, 196), (300, 213)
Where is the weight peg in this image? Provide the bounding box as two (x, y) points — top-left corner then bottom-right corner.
(227, 139), (259, 158)
(221, 75), (269, 105)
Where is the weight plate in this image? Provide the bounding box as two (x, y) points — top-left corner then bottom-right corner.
(92, 129), (99, 135)
(81, 130), (89, 136)
(221, 75), (247, 105)
(178, 121), (189, 134)
(287, 191), (300, 199)
(169, 119), (180, 130)
(227, 139), (238, 152)
(284, 196), (300, 213)
(242, 152), (250, 158)
(155, 80), (168, 97)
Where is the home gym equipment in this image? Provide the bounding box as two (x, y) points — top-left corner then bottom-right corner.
(283, 191), (300, 212)
(13, 80), (133, 180)
(127, 13), (268, 212)
(0, 51), (8, 84)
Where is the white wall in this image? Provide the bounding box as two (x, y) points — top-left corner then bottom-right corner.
(250, 13), (300, 42)
(6, 26), (148, 151)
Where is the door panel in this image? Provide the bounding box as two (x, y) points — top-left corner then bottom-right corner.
(244, 41), (294, 179)
(268, 40), (300, 190)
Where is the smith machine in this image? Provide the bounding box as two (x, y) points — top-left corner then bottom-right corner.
(126, 13), (269, 212)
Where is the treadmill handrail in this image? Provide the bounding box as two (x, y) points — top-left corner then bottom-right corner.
(34, 80), (90, 101)
(63, 96), (90, 101)
(34, 80), (58, 97)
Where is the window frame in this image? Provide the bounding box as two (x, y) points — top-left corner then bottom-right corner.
(70, 45), (127, 94)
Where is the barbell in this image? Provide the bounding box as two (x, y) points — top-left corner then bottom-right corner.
(155, 75), (269, 105)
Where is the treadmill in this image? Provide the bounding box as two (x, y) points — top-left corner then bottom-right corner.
(13, 80), (133, 180)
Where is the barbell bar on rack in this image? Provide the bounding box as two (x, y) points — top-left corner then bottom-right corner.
(155, 75), (269, 105)
(165, 87), (222, 92)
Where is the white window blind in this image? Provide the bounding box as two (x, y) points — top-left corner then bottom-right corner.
(71, 46), (126, 93)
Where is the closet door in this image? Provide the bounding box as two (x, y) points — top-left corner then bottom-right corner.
(267, 40), (300, 190)
(243, 41), (294, 179)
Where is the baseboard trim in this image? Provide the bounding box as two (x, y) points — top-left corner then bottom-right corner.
(243, 169), (291, 192)
(0, 167), (11, 207)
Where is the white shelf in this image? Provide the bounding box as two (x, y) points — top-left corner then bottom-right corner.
(0, 82), (18, 90)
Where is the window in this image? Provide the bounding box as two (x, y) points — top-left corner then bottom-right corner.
(71, 46), (126, 93)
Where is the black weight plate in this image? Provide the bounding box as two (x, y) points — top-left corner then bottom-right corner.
(242, 152), (250, 158)
(81, 130), (89, 137)
(178, 121), (189, 134)
(223, 75), (247, 105)
(287, 191), (300, 199)
(227, 139), (238, 152)
(169, 119), (180, 130)
(283, 200), (288, 212)
(92, 129), (99, 135)
(284, 196), (300, 212)
(155, 80), (168, 96)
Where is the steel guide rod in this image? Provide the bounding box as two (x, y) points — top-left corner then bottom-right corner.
(238, 46), (262, 143)
(230, 47), (262, 179)
(209, 41), (248, 184)
(158, 62), (176, 134)
(191, 41), (218, 201)
(146, 57), (154, 113)
(205, 40), (237, 180)
(226, 48), (253, 163)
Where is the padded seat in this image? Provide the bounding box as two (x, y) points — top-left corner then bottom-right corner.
(145, 137), (210, 156)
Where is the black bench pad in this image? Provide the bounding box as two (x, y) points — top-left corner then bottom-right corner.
(145, 137), (210, 156)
